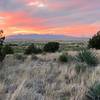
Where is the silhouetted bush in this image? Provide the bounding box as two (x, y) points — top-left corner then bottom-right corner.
(59, 53), (68, 62)
(88, 31), (100, 49)
(3, 45), (14, 54)
(43, 42), (59, 52)
(0, 30), (6, 62)
(76, 48), (98, 66)
(24, 43), (42, 55)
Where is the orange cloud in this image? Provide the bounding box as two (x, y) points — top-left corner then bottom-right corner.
(0, 11), (47, 36)
(44, 24), (100, 37)
(0, 11), (100, 37)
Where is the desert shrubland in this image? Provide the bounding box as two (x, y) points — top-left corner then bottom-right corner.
(0, 48), (100, 100)
(0, 32), (100, 100)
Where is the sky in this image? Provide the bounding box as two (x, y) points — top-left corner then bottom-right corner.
(0, 0), (100, 37)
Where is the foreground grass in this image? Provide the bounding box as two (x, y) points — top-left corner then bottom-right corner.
(0, 50), (100, 100)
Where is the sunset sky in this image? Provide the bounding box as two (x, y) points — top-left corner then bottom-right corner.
(0, 0), (100, 37)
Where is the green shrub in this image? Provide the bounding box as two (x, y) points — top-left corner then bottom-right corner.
(86, 82), (100, 100)
(43, 42), (59, 52)
(75, 63), (87, 74)
(24, 43), (42, 55)
(88, 31), (100, 49)
(59, 53), (68, 63)
(3, 45), (14, 54)
(76, 49), (98, 66)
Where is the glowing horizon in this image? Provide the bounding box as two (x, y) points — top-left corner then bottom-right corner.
(0, 0), (100, 37)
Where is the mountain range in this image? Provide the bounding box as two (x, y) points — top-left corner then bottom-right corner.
(6, 34), (89, 41)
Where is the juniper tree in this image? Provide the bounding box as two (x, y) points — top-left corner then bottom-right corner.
(0, 30), (6, 62)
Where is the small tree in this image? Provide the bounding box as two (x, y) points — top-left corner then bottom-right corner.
(0, 30), (5, 45)
(43, 42), (59, 52)
(0, 30), (6, 62)
(88, 31), (100, 49)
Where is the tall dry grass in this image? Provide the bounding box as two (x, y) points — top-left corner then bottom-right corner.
(0, 50), (100, 100)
